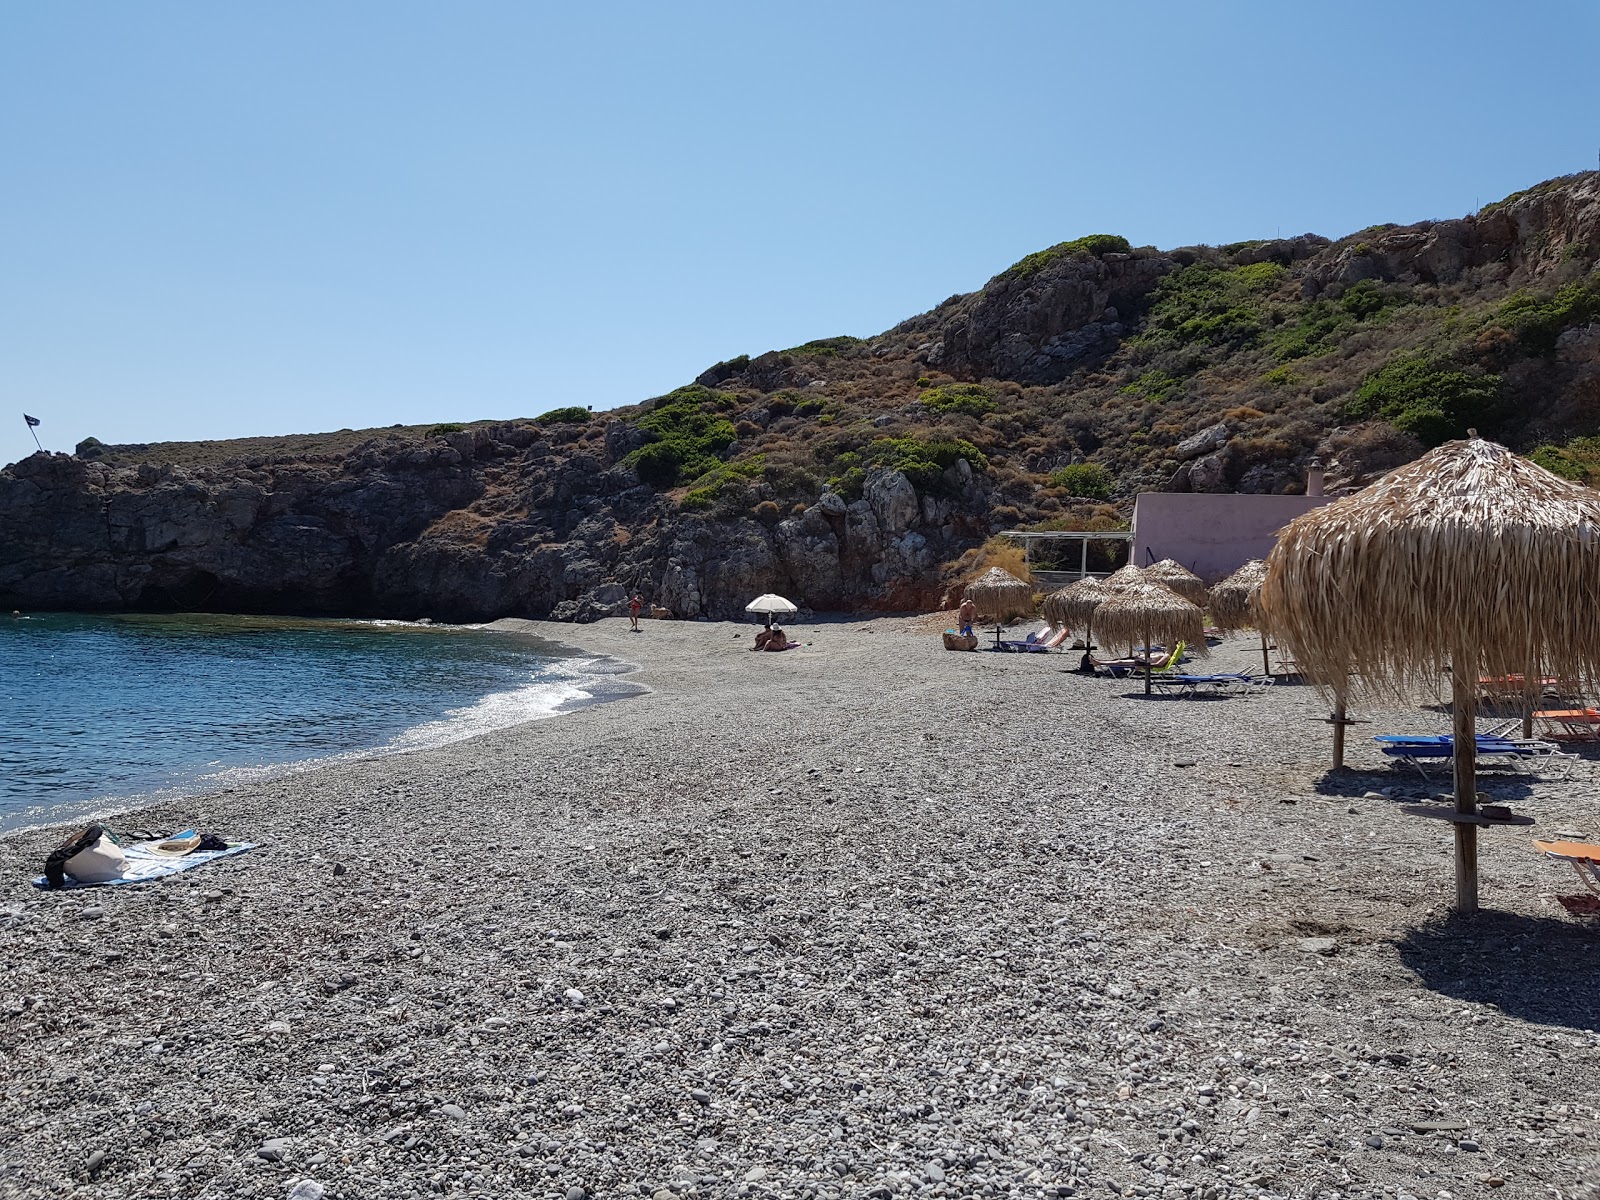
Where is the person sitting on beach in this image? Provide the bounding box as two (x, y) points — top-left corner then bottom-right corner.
(764, 626), (789, 651)
(751, 626), (774, 651)
(957, 597), (976, 637)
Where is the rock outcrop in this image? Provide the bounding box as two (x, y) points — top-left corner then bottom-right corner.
(0, 435), (988, 621)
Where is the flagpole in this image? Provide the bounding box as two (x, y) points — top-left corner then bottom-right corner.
(23, 415), (42, 453)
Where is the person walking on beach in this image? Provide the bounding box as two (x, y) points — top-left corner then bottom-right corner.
(628, 593), (643, 632)
(957, 596), (976, 638)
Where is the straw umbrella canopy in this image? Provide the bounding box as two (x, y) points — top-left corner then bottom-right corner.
(1092, 581), (1207, 694)
(1103, 563), (1147, 590)
(1209, 559), (1267, 632)
(1145, 558), (1210, 607)
(1259, 434), (1600, 914)
(1042, 576), (1113, 633)
(1210, 559), (1272, 677)
(964, 567), (1035, 621)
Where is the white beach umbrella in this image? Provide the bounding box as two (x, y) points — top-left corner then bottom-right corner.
(745, 594), (799, 625)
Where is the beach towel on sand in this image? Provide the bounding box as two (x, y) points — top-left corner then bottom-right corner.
(33, 831), (255, 890)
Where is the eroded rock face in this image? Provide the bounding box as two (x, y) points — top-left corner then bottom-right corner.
(0, 436), (992, 621)
(926, 254), (1171, 384)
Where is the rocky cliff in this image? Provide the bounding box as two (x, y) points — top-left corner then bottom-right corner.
(5, 172), (1600, 620)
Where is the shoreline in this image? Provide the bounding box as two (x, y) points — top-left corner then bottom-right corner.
(0, 615), (646, 841)
(3, 615), (1598, 1199)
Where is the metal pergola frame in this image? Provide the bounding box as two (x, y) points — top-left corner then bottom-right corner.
(999, 530), (1134, 579)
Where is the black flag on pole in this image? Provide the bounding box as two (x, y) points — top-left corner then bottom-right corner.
(23, 414), (39, 427)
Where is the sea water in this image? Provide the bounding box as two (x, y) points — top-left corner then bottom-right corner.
(0, 612), (627, 833)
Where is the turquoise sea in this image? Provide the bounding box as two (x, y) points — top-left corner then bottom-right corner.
(0, 613), (624, 833)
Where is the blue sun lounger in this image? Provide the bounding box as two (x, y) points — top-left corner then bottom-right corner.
(1149, 672), (1272, 698)
(1374, 734), (1573, 779)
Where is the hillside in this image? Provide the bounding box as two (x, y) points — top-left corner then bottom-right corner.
(5, 172), (1600, 620)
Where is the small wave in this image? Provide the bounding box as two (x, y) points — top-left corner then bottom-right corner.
(1, 665), (635, 838)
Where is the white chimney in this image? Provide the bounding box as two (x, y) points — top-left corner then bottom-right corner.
(1307, 457), (1325, 497)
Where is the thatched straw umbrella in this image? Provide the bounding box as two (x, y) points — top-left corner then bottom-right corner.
(1259, 434), (1600, 914)
(1093, 581), (1207, 695)
(1104, 563), (1146, 589)
(1210, 558), (1271, 676)
(964, 567), (1036, 648)
(1041, 576), (1113, 639)
(1145, 558), (1210, 607)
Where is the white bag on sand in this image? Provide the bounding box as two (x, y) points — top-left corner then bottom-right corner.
(64, 835), (129, 884)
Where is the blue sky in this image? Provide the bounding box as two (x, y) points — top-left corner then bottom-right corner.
(3, 1), (1596, 467)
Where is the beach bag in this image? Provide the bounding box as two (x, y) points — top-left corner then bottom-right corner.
(43, 824), (128, 888)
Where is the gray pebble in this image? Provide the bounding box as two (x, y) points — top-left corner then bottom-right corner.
(1364, 1133), (1385, 1150)
(85, 1149), (105, 1174)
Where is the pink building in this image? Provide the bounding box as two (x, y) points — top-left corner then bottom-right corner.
(1130, 488), (1331, 582)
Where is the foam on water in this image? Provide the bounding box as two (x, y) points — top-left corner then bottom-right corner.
(0, 614), (636, 836)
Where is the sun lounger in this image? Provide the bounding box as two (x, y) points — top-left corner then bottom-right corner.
(1534, 708), (1600, 741)
(1149, 672), (1273, 698)
(1534, 839), (1600, 896)
(1094, 641), (1187, 677)
(1374, 734), (1574, 779)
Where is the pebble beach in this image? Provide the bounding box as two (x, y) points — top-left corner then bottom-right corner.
(3, 616), (1600, 1200)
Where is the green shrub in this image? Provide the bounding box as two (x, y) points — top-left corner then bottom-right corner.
(785, 336), (865, 358)
(1131, 261), (1285, 353)
(919, 383), (997, 418)
(678, 457), (764, 509)
(430, 422), (465, 435)
(1005, 234), (1132, 279)
(536, 406), (590, 424)
(623, 385), (738, 487)
(1047, 462), (1115, 499)
(1120, 368), (1183, 402)
(1498, 279), (1600, 354)
(631, 441), (686, 487)
(1270, 281), (1405, 361)
(824, 435), (988, 494)
(866, 436), (987, 489)
(1530, 437), (1600, 484)
(1344, 356), (1504, 446)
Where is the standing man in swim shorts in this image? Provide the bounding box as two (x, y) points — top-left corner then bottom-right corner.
(629, 593), (644, 631)
(957, 596), (976, 638)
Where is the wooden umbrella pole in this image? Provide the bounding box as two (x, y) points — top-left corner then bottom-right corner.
(1521, 677), (1537, 741)
(1452, 651), (1480, 914)
(1259, 631), (1271, 678)
(1143, 618), (1153, 695)
(1331, 681), (1348, 770)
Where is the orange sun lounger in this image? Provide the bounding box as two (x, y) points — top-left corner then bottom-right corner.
(1534, 840), (1600, 895)
(1534, 708), (1600, 741)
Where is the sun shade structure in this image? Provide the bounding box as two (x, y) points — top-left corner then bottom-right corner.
(965, 567), (1036, 648)
(1104, 564), (1147, 589)
(1259, 435), (1600, 913)
(1042, 577), (1114, 634)
(745, 593), (798, 627)
(1210, 558), (1271, 676)
(1092, 581), (1207, 694)
(1145, 559), (1210, 607)
(745, 593), (798, 615)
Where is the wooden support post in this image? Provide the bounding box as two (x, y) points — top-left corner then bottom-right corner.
(1522, 678), (1537, 741)
(1452, 654), (1480, 915)
(1331, 682), (1348, 769)
(1080, 536), (1088, 580)
(1143, 618), (1153, 696)
(1259, 632), (1271, 678)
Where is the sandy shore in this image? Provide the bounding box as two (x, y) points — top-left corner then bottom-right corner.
(3, 616), (1599, 1200)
